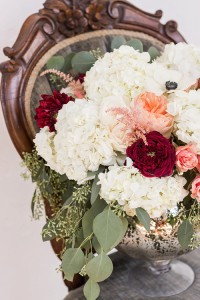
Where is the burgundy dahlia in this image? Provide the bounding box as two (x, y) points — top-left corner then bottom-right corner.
(35, 91), (74, 132)
(126, 131), (176, 178)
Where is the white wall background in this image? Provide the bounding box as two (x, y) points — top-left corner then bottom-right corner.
(0, 1), (200, 300)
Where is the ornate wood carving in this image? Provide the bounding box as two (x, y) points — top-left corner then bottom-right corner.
(0, 0), (186, 291)
(0, 0), (186, 155)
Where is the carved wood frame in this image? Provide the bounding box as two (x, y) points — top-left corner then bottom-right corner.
(0, 0), (186, 291)
(0, 0), (185, 156)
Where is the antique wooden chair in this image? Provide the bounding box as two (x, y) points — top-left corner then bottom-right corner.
(0, 0), (186, 294)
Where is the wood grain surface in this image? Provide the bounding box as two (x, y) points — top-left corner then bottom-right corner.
(64, 249), (200, 300)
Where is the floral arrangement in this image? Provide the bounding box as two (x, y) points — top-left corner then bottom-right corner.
(23, 38), (200, 300)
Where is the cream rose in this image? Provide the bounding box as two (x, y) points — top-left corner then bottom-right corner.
(99, 96), (131, 153)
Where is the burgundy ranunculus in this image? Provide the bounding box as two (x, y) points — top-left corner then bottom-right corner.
(76, 73), (85, 83)
(35, 91), (74, 132)
(126, 131), (176, 178)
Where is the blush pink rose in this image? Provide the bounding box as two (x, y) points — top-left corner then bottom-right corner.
(196, 155), (200, 172)
(191, 175), (200, 202)
(132, 92), (174, 138)
(176, 144), (198, 173)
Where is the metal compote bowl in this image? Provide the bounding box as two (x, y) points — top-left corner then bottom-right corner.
(117, 220), (197, 298)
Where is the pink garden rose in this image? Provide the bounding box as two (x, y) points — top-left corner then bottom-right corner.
(132, 92), (174, 138)
(196, 156), (200, 172)
(176, 144), (198, 173)
(191, 175), (200, 202)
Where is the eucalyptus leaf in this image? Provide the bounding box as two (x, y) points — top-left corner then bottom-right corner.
(87, 252), (95, 262)
(126, 39), (143, 52)
(111, 36), (126, 50)
(60, 174), (68, 183)
(62, 53), (75, 72)
(91, 175), (101, 205)
(82, 198), (107, 238)
(148, 46), (160, 62)
(76, 228), (84, 248)
(92, 236), (101, 254)
(115, 216), (128, 245)
(31, 189), (36, 217)
(84, 279), (100, 300)
(32, 161), (44, 182)
(136, 207), (151, 232)
(93, 209), (125, 252)
(46, 56), (65, 70)
(87, 165), (106, 178)
(39, 166), (49, 183)
(61, 181), (74, 204)
(178, 219), (194, 249)
(62, 195), (73, 207)
(61, 248), (85, 281)
(72, 51), (96, 73)
(86, 251), (113, 282)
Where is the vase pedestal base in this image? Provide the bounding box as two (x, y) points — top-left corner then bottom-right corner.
(129, 260), (195, 298)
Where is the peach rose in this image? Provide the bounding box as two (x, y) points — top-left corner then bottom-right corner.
(132, 92), (174, 138)
(176, 144), (198, 173)
(196, 155), (200, 172)
(191, 175), (200, 202)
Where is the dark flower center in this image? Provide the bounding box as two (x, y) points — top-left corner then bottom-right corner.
(165, 81), (178, 91)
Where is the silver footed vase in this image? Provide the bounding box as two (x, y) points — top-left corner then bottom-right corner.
(117, 221), (196, 298)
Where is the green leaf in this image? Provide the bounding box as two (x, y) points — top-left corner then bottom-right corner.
(148, 46), (160, 62)
(92, 236), (101, 254)
(84, 279), (100, 300)
(31, 189), (36, 217)
(42, 221), (57, 242)
(62, 195), (73, 207)
(75, 228), (84, 247)
(59, 174), (68, 183)
(115, 216), (128, 245)
(126, 39), (143, 52)
(93, 209), (125, 252)
(86, 251), (113, 282)
(42, 209), (67, 242)
(136, 207), (151, 232)
(111, 36), (126, 50)
(46, 56), (65, 70)
(72, 51), (96, 73)
(82, 198), (107, 239)
(91, 176), (101, 205)
(32, 161), (44, 182)
(62, 53), (75, 72)
(61, 248), (85, 281)
(178, 219), (194, 249)
(87, 252), (95, 262)
(61, 181), (74, 204)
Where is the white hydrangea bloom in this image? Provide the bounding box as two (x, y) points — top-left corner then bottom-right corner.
(98, 166), (188, 218)
(84, 45), (150, 103)
(167, 90), (200, 152)
(34, 127), (58, 171)
(34, 99), (116, 184)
